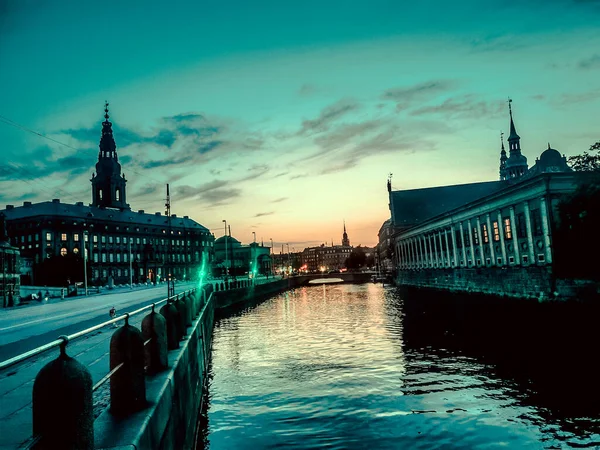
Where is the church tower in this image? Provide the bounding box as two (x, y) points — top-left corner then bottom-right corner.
(91, 102), (130, 210)
(505, 99), (528, 179)
(499, 132), (508, 181)
(342, 221), (350, 246)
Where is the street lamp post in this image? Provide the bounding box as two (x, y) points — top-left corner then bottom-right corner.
(270, 238), (274, 277)
(83, 230), (88, 296)
(129, 236), (133, 288)
(222, 220), (228, 280)
(286, 243), (290, 275)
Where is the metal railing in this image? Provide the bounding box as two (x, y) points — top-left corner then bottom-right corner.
(0, 288), (196, 371)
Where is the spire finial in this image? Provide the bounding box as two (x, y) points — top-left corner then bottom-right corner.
(508, 97), (513, 118)
(104, 101), (110, 122)
(501, 131), (505, 150)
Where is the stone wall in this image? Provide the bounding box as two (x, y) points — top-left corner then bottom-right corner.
(395, 266), (554, 300)
(95, 294), (215, 450)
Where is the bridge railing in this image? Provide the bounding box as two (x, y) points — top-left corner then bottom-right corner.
(0, 283), (219, 449)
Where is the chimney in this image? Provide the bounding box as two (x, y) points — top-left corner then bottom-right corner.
(171, 214), (177, 218)
(183, 215), (189, 219)
(6, 205), (14, 210)
(52, 199), (60, 203)
(76, 201), (84, 206)
(23, 201), (32, 207)
(155, 212), (161, 216)
(138, 210), (145, 214)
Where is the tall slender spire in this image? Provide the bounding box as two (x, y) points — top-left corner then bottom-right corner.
(342, 220), (350, 246)
(508, 98), (520, 140)
(499, 131), (508, 181)
(504, 98), (528, 179)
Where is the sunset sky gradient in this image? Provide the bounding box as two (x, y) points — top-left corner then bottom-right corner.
(1, 0), (599, 247)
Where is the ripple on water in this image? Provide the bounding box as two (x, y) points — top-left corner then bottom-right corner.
(199, 284), (600, 449)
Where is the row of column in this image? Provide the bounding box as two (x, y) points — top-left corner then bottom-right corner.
(396, 197), (553, 270)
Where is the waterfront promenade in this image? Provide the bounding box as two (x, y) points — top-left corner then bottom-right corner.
(0, 281), (200, 449)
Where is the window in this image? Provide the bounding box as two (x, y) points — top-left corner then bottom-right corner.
(117, 268), (122, 276)
(531, 209), (543, 236)
(492, 221), (500, 242)
(60, 247), (67, 256)
(93, 253), (99, 263)
(99, 189), (103, 200)
(503, 218), (512, 240)
(116, 253), (121, 263)
(35, 234), (39, 241)
(516, 213), (527, 239)
(473, 227), (479, 245)
(482, 224), (489, 243)
(124, 269), (129, 276)
(143, 238), (147, 244)
(84, 233), (89, 242)
(93, 235), (98, 243)
(455, 230), (462, 248)
(109, 253), (114, 263)
(124, 253), (128, 262)
(509, 256), (515, 264)
(61, 233), (67, 241)
(108, 236), (113, 244)
(102, 269), (107, 277)
(101, 235), (106, 243)
(73, 233), (79, 242)
(28, 235), (32, 242)
(136, 238), (141, 244)
(497, 257), (503, 265)
(538, 254), (545, 262)
(116, 236), (120, 244)
(102, 253), (107, 263)
(116, 189), (120, 201)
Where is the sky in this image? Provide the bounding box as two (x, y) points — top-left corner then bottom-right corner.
(1, 0), (599, 248)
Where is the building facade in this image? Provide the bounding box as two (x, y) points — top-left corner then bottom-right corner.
(212, 235), (272, 278)
(1, 104), (213, 287)
(387, 101), (582, 300)
(0, 214), (20, 307)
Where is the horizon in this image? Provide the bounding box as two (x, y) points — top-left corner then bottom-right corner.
(1, 0), (599, 248)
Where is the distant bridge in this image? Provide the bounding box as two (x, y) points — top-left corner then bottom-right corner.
(291, 272), (374, 286)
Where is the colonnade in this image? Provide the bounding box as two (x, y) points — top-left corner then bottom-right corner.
(395, 197), (553, 270)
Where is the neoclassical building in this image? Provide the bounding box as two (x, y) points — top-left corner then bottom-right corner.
(388, 102), (583, 300)
(1, 103), (214, 287)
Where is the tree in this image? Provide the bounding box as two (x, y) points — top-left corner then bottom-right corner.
(345, 246), (367, 270)
(568, 141), (600, 172)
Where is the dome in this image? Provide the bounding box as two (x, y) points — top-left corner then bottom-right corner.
(214, 235), (241, 246)
(539, 147), (564, 167)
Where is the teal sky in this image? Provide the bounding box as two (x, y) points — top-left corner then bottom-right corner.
(1, 0), (599, 247)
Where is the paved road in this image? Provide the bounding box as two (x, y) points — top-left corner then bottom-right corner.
(0, 281), (203, 362)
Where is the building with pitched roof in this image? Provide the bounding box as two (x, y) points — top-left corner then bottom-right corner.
(1, 103), (214, 287)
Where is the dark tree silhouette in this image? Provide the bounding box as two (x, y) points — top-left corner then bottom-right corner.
(554, 154), (600, 281)
(568, 141), (600, 172)
(345, 246), (367, 270)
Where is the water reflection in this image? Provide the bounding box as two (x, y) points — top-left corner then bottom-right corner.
(198, 284), (600, 449)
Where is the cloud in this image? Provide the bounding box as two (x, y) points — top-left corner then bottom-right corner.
(290, 174), (308, 180)
(274, 172), (289, 178)
(578, 54), (600, 69)
(555, 89), (600, 105)
(200, 188), (241, 205)
(409, 95), (504, 119)
(140, 155), (194, 170)
(272, 197), (288, 203)
(381, 80), (456, 110)
(298, 84), (318, 97)
(298, 98), (359, 135)
(254, 211), (274, 217)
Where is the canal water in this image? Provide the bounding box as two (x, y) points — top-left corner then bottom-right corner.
(198, 283), (600, 449)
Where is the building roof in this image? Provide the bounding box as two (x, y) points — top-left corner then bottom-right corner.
(214, 235), (241, 245)
(389, 180), (506, 228)
(1, 200), (209, 232)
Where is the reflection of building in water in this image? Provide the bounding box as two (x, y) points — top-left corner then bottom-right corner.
(1, 104), (213, 287)
(0, 213), (20, 307)
(386, 101), (589, 300)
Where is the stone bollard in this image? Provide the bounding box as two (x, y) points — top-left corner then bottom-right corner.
(160, 301), (180, 349)
(110, 316), (146, 416)
(33, 337), (93, 450)
(173, 296), (187, 338)
(141, 305), (168, 373)
(182, 294), (193, 327)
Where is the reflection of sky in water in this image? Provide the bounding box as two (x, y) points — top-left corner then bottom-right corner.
(201, 284), (598, 449)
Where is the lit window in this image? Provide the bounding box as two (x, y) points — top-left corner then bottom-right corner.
(73, 247), (79, 254)
(492, 222), (500, 242)
(136, 237), (140, 244)
(108, 236), (113, 244)
(503, 218), (512, 240)
(60, 247), (67, 256)
(93, 235), (98, 243)
(74, 234), (79, 242)
(84, 234), (89, 242)
(61, 233), (67, 241)
(143, 238), (147, 244)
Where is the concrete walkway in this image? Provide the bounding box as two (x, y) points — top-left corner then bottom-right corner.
(0, 282), (206, 449)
